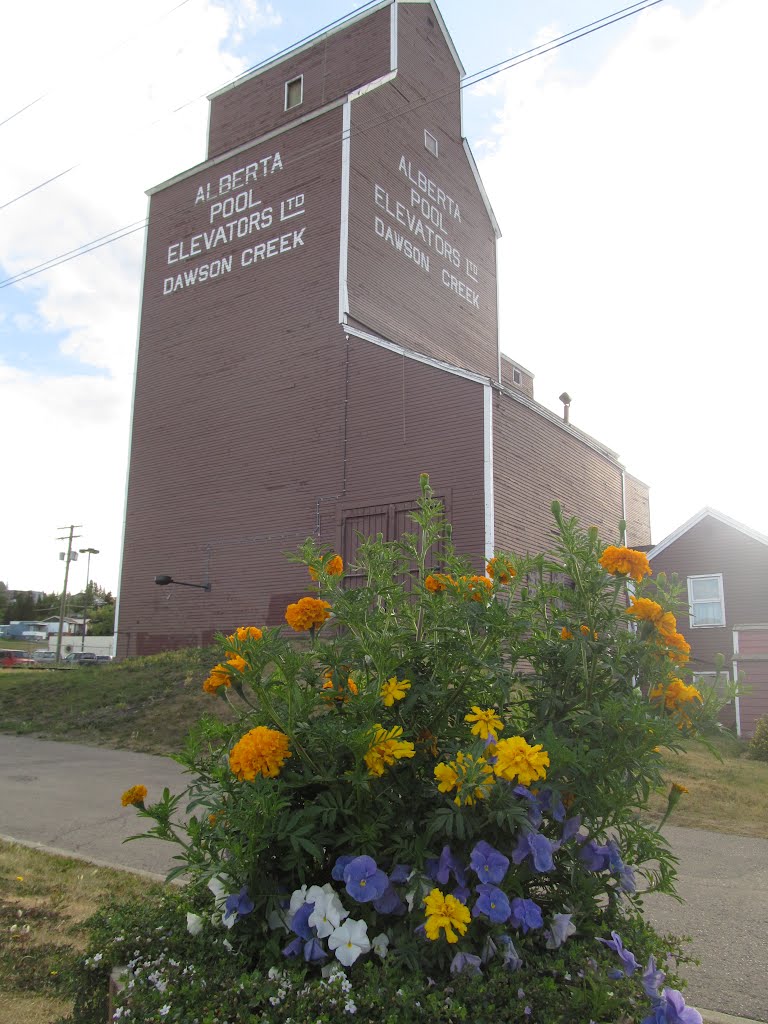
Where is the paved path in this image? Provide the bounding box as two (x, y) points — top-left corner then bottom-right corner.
(0, 736), (766, 1021)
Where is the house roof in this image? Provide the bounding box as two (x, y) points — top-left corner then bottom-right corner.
(648, 507), (768, 560)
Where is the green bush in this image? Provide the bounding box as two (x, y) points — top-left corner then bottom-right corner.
(749, 714), (768, 761)
(101, 477), (713, 1022)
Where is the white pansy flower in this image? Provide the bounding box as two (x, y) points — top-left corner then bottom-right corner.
(371, 932), (390, 959)
(186, 912), (204, 936)
(207, 876), (230, 912)
(308, 891), (349, 939)
(267, 908), (290, 932)
(288, 885), (310, 919)
(328, 919), (371, 967)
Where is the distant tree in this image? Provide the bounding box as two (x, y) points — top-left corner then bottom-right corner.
(87, 603), (115, 636)
(0, 581), (8, 624)
(5, 590), (40, 622)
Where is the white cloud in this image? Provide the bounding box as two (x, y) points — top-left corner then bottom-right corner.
(480, 0), (768, 541)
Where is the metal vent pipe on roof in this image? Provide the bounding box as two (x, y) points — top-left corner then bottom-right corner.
(559, 392), (572, 424)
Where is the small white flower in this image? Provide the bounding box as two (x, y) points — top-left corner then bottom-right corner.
(344, 999), (357, 1014)
(328, 919), (371, 967)
(93, 952), (103, 963)
(222, 938), (233, 953)
(371, 932), (390, 959)
(186, 912), (204, 936)
(158, 1006), (171, 1018)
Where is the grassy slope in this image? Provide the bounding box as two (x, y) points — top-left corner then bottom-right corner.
(0, 647), (233, 755)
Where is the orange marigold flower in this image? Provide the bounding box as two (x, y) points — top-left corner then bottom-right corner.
(285, 596), (332, 632)
(322, 674), (358, 704)
(121, 784), (147, 807)
(463, 574), (493, 602)
(626, 597), (664, 623)
(203, 664), (232, 694)
(672, 782), (689, 794)
(599, 545), (652, 582)
(309, 554), (344, 580)
(560, 627), (573, 640)
(226, 626), (263, 644)
(425, 573), (455, 592)
(650, 677), (703, 712)
(226, 655), (247, 673)
(486, 556), (516, 584)
(229, 726), (292, 781)
(664, 631), (691, 662)
(579, 625), (598, 639)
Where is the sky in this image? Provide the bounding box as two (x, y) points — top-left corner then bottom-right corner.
(1, 0), (765, 594)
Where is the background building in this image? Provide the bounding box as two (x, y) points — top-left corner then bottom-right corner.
(117, 0), (650, 657)
(648, 508), (768, 738)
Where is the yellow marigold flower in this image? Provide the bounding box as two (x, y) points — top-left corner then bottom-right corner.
(121, 784), (147, 807)
(202, 664), (231, 694)
(560, 627), (573, 640)
(493, 736), (550, 787)
(599, 545), (652, 582)
(464, 706), (503, 741)
(672, 782), (689, 794)
(285, 596), (332, 632)
(364, 724), (415, 777)
(226, 655), (247, 673)
(650, 678), (703, 711)
(486, 556), (516, 584)
(381, 676), (411, 706)
(434, 761), (459, 793)
(229, 726), (292, 781)
(226, 626), (263, 644)
(423, 888), (471, 943)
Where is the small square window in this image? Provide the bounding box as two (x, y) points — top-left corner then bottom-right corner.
(512, 368), (523, 386)
(424, 130), (438, 158)
(687, 574), (725, 627)
(285, 75), (303, 111)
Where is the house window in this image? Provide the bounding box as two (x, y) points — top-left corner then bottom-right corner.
(687, 574), (725, 627)
(512, 367), (523, 385)
(692, 670), (731, 700)
(424, 130), (438, 158)
(285, 75), (303, 111)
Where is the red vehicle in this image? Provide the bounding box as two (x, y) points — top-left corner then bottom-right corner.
(0, 649), (35, 668)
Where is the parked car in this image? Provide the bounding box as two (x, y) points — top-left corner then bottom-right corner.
(33, 650), (57, 664)
(63, 652), (110, 665)
(0, 649), (35, 668)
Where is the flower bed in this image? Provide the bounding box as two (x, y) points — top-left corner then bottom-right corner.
(78, 478), (714, 1023)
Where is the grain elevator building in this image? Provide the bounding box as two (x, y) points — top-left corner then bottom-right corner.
(116, 0), (650, 656)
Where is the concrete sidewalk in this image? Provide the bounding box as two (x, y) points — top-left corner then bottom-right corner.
(0, 735), (766, 1021)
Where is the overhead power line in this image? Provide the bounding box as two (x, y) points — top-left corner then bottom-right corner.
(0, 0), (666, 290)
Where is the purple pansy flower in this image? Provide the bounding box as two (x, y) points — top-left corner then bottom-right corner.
(343, 855), (388, 903)
(512, 830), (560, 872)
(561, 815), (582, 842)
(469, 840), (509, 884)
(224, 885), (254, 918)
(303, 937), (327, 962)
(598, 930), (641, 976)
(282, 935), (304, 958)
(580, 839), (612, 871)
(545, 913), (576, 949)
(513, 785), (543, 827)
(389, 864), (411, 884)
(290, 902), (315, 939)
(332, 855), (354, 881)
(452, 884), (470, 904)
(498, 934), (523, 971)
(538, 788), (566, 822)
(426, 845), (466, 888)
(641, 989), (703, 1024)
(473, 883), (511, 924)
(373, 884), (407, 916)
(642, 955), (666, 1000)
(510, 897), (543, 934)
(481, 935), (497, 964)
(450, 952), (482, 975)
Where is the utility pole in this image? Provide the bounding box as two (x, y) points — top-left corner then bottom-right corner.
(55, 524), (81, 663)
(79, 548), (99, 652)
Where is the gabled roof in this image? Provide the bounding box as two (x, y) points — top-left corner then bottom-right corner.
(648, 507), (768, 560)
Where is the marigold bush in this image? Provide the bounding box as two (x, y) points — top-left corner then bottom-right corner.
(117, 477), (717, 1023)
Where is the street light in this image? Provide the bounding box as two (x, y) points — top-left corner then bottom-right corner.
(154, 574), (211, 592)
(79, 548), (99, 653)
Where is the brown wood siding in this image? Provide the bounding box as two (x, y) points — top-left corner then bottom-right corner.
(118, 110), (347, 656)
(207, 6), (391, 159)
(492, 391), (626, 556)
(340, 336), (486, 564)
(500, 356), (534, 399)
(345, 6), (498, 378)
(649, 516), (768, 737)
(624, 473), (651, 547)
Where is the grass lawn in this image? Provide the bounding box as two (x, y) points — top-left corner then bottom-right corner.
(0, 839), (165, 1024)
(0, 647), (233, 754)
(646, 733), (768, 839)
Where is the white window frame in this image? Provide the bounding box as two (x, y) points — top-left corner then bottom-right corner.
(512, 367), (523, 385)
(692, 670), (731, 702)
(687, 573), (725, 628)
(285, 75), (304, 111)
(424, 129), (438, 158)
